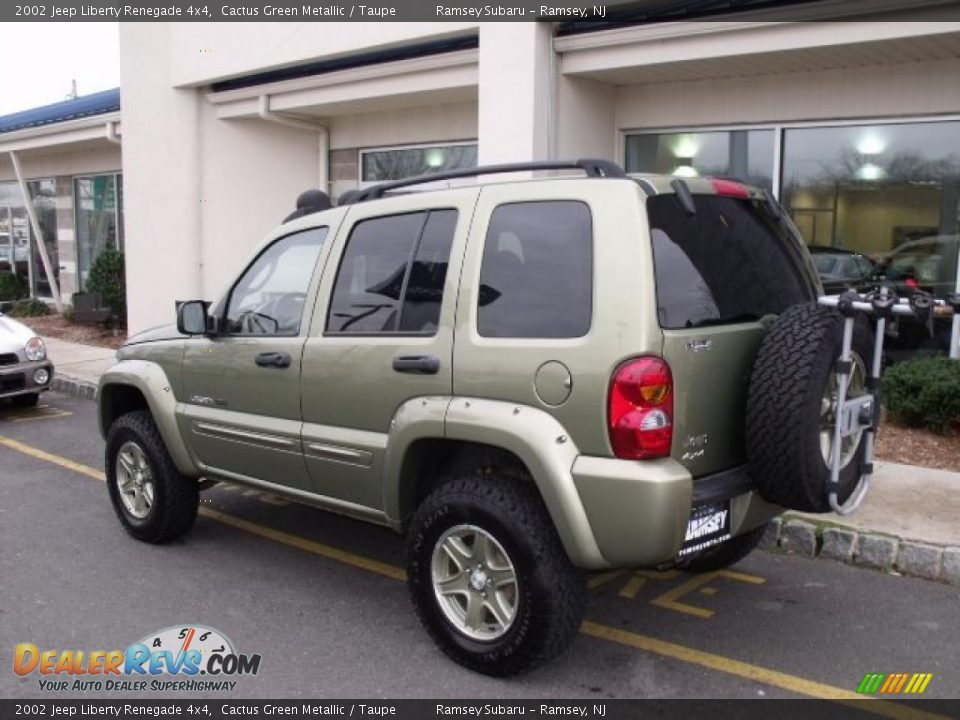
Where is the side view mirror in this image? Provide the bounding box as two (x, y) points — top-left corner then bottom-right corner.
(177, 300), (212, 335)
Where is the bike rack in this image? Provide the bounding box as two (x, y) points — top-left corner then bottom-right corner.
(817, 289), (958, 515)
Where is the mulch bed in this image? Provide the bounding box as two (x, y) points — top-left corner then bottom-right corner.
(16, 313), (127, 350)
(874, 421), (960, 473)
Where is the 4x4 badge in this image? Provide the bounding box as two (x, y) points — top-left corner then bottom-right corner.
(686, 339), (712, 353)
(190, 395), (227, 407)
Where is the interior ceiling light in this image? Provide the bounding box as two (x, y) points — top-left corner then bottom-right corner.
(424, 148), (446, 168)
(857, 163), (885, 181)
(673, 137), (699, 159)
(857, 135), (885, 156)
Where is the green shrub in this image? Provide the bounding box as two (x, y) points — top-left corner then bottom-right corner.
(883, 356), (960, 433)
(86, 248), (126, 326)
(9, 298), (50, 318)
(0, 271), (25, 301)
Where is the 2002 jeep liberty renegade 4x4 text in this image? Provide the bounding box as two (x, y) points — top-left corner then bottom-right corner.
(98, 160), (879, 676)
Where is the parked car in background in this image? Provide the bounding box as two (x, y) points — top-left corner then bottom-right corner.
(808, 246), (876, 295)
(0, 313), (54, 407)
(870, 235), (959, 357)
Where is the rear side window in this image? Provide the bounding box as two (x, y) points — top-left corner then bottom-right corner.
(647, 195), (812, 329)
(478, 201), (592, 338)
(326, 210), (456, 334)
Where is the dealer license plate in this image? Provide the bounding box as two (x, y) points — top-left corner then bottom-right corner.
(678, 501), (731, 556)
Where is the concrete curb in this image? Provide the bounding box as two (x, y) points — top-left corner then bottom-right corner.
(51, 373), (98, 401)
(762, 515), (960, 586)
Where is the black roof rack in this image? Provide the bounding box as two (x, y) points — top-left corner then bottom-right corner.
(346, 158), (626, 204)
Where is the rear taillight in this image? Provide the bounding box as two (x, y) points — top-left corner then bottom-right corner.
(608, 357), (674, 460)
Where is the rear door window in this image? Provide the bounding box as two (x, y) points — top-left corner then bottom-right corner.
(477, 201), (593, 338)
(326, 210), (456, 335)
(648, 195), (813, 329)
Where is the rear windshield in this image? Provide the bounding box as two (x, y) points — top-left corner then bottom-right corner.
(647, 194), (814, 329)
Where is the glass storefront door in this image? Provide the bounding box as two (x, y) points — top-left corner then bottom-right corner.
(0, 180), (57, 299)
(27, 180), (59, 299)
(75, 174), (123, 291)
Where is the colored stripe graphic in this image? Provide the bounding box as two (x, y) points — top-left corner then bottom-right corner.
(858, 674), (885, 694)
(858, 673), (932, 695)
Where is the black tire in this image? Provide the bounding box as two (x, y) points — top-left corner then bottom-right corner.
(105, 410), (198, 543)
(747, 302), (873, 513)
(406, 472), (585, 677)
(11, 393), (40, 408)
(681, 523), (767, 573)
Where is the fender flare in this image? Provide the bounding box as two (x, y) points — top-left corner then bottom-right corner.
(383, 396), (608, 569)
(98, 360), (200, 477)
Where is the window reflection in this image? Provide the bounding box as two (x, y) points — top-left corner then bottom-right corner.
(782, 123), (960, 258)
(625, 130), (776, 193)
(361, 144), (478, 183)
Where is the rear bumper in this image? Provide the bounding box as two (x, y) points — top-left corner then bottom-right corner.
(571, 456), (778, 569)
(0, 360), (54, 399)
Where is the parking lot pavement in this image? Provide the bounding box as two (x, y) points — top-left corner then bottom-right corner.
(2, 392), (959, 708)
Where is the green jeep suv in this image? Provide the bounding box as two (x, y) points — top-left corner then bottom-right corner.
(99, 160), (866, 676)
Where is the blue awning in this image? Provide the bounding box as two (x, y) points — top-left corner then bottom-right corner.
(0, 88), (120, 135)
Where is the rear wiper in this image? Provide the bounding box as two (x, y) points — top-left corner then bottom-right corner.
(685, 313), (761, 328)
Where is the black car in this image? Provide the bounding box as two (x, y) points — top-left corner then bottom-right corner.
(808, 245), (876, 295)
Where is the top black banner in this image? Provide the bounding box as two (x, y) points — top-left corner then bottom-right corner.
(5, 0), (960, 23)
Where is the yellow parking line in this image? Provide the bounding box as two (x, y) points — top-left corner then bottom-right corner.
(201, 508), (406, 582)
(0, 435), (105, 481)
(580, 623), (940, 720)
(0, 434), (948, 719)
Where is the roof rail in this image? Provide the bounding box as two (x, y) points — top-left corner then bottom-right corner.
(348, 158), (626, 204)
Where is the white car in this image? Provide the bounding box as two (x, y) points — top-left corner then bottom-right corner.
(0, 313), (54, 407)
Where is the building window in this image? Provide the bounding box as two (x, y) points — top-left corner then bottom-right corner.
(75, 173), (123, 292)
(625, 130), (776, 193)
(477, 201), (593, 339)
(626, 118), (960, 356)
(781, 122), (960, 281)
(360, 142), (478, 184)
(0, 179), (59, 300)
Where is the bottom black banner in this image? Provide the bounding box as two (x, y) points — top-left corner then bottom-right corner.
(2, 699), (959, 720)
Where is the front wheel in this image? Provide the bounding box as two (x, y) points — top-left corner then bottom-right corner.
(105, 410), (198, 543)
(406, 473), (585, 676)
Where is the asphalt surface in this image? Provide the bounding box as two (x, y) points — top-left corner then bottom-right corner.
(2, 392), (959, 708)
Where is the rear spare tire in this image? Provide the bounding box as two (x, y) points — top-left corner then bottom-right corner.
(746, 302), (873, 513)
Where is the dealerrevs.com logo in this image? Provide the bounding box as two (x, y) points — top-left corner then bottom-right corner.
(14, 625), (262, 692)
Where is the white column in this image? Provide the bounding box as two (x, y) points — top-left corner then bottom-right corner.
(555, 75), (617, 161)
(120, 24), (203, 334)
(477, 23), (554, 166)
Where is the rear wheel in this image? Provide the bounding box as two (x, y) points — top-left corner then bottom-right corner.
(105, 410), (198, 543)
(406, 472), (585, 676)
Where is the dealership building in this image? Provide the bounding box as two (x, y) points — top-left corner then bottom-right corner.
(2, 8), (959, 336)
(0, 89), (123, 309)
